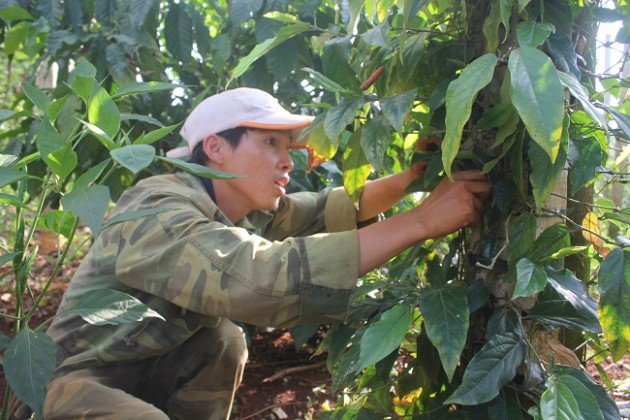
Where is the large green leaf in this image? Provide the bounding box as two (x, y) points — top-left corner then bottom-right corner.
(558, 375), (604, 420)
(516, 21), (555, 47)
(597, 248), (630, 361)
(129, 0), (157, 29)
(443, 53), (497, 178)
(112, 82), (182, 99)
(230, 22), (312, 83)
(134, 123), (181, 145)
(557, 71), (608, 128)
(61, 185), (111, 235)
(509, 47), (565, 162)
(551, 365), (620, 420)
(321, 36), (361, 92)
(528, 269), (601, 333)
(157, 157), (237, 180)
(528, 114), (569, 210)
(513, 258), (548, 299)
(303, 116), (338, 168)
(360, 115), (391, 172)
(79, 120), (118, 150)
(357, 304), (414, 372)
(546, 32), (581, 79)
(526, 223), (570, 263)
(302, 67), (353, 94)
(597, 103), (630, 140)
(110, 144), (155, 175)
(0, 5), (33, 21)
(380, 90), (416, 132)
(88, 87), (120, 139)
(568, 137), (602, 194)
(324, 97), (365, 142)
(444, 332), (525, 405)
(22, 83), (50, 114)
(0, 166), (28, 188)
(507, 213), (537, 273)
(164, 2), (193, 63)
(540, 376), (580, 420)
(3, 328), (56, 420)
(69, 58), (96, 104)
(342, 129), (371, 206)
(60, 288), (164, 325)
(47, 143), (78, 181)
(419, 285), (469, 381)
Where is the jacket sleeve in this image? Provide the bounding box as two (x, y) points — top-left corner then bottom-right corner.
(112, 185), (360, 328)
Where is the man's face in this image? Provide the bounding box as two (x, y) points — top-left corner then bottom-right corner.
(218, 129), (294, 217)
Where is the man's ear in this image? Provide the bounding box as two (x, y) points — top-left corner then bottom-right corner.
(202, 134), (224, 165)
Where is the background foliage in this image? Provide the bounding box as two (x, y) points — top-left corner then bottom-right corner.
(0, 0), (628, 418)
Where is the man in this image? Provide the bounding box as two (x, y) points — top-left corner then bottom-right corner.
(25, 88), (491, 419)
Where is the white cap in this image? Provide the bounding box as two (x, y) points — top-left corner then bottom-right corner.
(166, 87), (315, 158)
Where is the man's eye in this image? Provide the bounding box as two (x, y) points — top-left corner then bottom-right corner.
(266, 138), (277, 146)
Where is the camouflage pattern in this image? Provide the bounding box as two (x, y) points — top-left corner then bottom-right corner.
(39, 171), (360, 419)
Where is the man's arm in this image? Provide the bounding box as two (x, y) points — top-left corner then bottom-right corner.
(357, 169), (414, 222)
(357, 170), (491, 275)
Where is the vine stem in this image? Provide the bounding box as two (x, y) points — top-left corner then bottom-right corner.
(540, 207), (617, 246)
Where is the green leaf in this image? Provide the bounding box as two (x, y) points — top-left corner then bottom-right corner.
(357, 304), (413, 372)
(70, 58), (96, 103)
(120, 113), (165, 127)
(445, 332), (525, 405)
(0, 193), (26, 209)
(380, 90), (416, 132)
(527, 112), (568, 209)
(164, 2), (193, 63)
(74, 159), (110, 190)
(342, 129), (371, 206)
(0, 166), (28, 188)
(88, 87), (120, 139)
(499, 0), (514, 38)
(557, 72), (608, 128)
(110, 144), (155, 175)
(78, 119), (118, 150)
(112, 82), (182, 99)
(230, 22), (312, 83)
(558, 375), (604, 420)
(513, 258), (547, 299)
(47, 143), (78, 181)
(419, 285), (469, 381)
(507, 213), (537, 272)
(0, 5), (34, 21)
(22, 83), (50, 114)
(360, 115), (391, 172)
(3, 328), (56, 420)
(324, 97), (365, 142)
(40, 211), (77, 239)
(597, 248), (630, 361)
(321, 36), (361, 92)
(61, 289), (164, 325)
(134, 123), (181, 145)
(0, 251), (22, 266)
(550, 365), (620, 420)
(482, 0), (501, 52)
(61, 186), (111, 235)
(130, 0), (157, 29)
(540, 376), (580, 420)
(101, 208), (173, 231)
(509, 47), (565, 162)
(546, 32), (581, 79)
(530, 268), (601, 333)
(516, 21), (555, 47)
(527, 224), (570, 262)
(157, 157), (237, 180)
(568, 137), (602, 195)
(302, 67), (352, 94)
(443, 54), (497, 178)
(597, 103), (630, 140)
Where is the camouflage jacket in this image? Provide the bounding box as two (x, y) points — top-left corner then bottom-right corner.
(47, 172), (360, 374)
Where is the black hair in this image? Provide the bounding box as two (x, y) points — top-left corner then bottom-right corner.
(189, 127), (249, 166)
